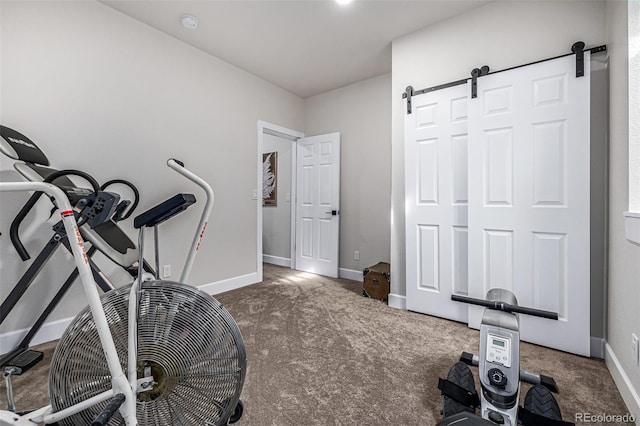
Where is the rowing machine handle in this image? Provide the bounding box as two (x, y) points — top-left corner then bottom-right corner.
(451, 294), (558, 320)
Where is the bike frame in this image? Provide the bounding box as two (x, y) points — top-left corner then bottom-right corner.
(0, 160), (214, 425)
(0, 181), (137, 425)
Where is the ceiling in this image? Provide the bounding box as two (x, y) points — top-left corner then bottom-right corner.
(100, 0), (489, 98)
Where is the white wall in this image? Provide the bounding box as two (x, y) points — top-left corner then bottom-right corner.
(605, 0), (640, 419)
(304, 74), (391, 274)
(262, 133), (292, 262)
(0, 1), (303, 336)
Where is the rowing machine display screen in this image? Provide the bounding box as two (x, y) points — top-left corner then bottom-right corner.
(486, 334), (511, 368)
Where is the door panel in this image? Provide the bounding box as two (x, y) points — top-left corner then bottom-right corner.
(468, 53), (591, 356)
(405, 83), (469, 322)
(295, 133), (340, 278)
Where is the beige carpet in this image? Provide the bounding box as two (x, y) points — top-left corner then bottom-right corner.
(0, 264), (631, 425)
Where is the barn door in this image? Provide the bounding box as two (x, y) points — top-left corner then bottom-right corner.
(405, 83), (470, 322)
(467, 53), (592, 356)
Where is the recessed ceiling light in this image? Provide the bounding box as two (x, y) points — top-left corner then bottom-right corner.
(181, 15), (199, 30)
(335, 0), (352, 5)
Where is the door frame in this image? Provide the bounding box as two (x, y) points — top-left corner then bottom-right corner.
(257, 121), (304, 281)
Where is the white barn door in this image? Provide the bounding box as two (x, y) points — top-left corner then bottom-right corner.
(467, 53), (592, 356)
(295, 133), (340, 278)
(405, 83), (470, 322)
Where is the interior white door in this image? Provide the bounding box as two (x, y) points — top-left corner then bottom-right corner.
(467, 53), (592, 356)
(295, 133), (340, 278)
(405, 83), (470, 322)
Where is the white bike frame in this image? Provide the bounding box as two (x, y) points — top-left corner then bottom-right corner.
(0, 182), (136, 425)
(0, 160), (214, 426)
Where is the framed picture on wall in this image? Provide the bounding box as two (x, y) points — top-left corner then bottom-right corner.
(263, 151), (277, 206)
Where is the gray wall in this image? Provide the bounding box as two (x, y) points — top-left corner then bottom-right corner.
(304, 74), (392, 273)
(0, 0), (303, 333)
(605, 0), (640, 418)
(629, 0), (640, 213)
(262, 134), (293, 261)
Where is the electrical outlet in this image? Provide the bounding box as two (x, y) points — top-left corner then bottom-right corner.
(163, 264), (172, 278)
(632, 334), (639, 367)
(354, 250), (360, 261)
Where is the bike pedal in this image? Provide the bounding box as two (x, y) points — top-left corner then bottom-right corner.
(4, 350), (43, 375)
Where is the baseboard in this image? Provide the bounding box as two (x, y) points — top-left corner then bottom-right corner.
(0, 272), (261, 351)
(605, 343), (640, 420)
(338, 267), (362, 281)
(200, 272), (260, 295)
(591, 336), (605, 359)
(388, 293), (406, 310)
(263, 255), (291, 267)
(0, 316), (73, 353)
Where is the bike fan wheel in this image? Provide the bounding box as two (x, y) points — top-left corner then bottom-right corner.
(49, 281), (246, 425)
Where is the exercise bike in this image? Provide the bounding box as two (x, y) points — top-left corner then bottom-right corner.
(0, 159), (246, 425)
(0, 125), (156, 373)
(437, 289), (574, 426)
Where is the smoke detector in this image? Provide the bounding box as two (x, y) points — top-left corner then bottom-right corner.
(181, 15), (199, 29)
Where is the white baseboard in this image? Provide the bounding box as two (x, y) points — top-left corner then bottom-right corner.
(591, 336), (605, 359)
(0, 316), (73, 353)
(263, 255), (291, 267)
(605, 343), (640, 420)
(200, 272), (260, 295)
(0, 272), (261, 351)
(388, 293), (406, 310)
(339, 267), (362, 281)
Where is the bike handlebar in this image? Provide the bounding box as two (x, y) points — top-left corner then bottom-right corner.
(167, 158), (214, 283)
(451, 294), (558, 320)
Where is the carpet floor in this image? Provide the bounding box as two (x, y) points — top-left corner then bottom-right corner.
(0, 264), (631, 425)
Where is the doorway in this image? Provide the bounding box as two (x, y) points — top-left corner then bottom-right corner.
(257, 121), (341, 280)
(257, 121), (302, 282)
(262, 132), (295, 268)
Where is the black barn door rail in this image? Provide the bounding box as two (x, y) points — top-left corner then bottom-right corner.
(402, 41), (607, 114)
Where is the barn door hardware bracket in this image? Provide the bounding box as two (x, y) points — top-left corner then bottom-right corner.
(574, 43), (607, 78)
(402, 78), (470, 114)
(470, 66), (490, 99)
(572, 41), (586, 77)
(588, 45), (607, 55)
(572, 42), (608, 77)
(402, 86), (414, 114)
